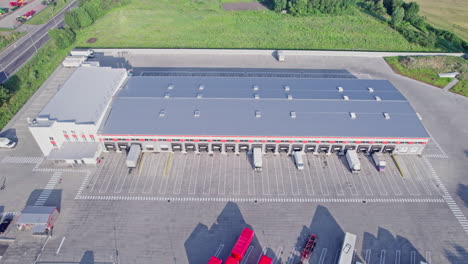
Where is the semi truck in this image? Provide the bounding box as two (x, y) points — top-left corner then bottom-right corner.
(253, 147), (262, 171)
(126, 144), (142, 168)
(337, 232), (356, 264)
(372, 153), (386, 171)
(70, 49), (95, 58)
(293, 151), (304, 170)
(345, 149), (361, 173)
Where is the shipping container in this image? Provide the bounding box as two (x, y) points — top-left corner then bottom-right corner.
(231, 228), (255, 260)
(253, 147), (262, 171)
(126, 144), (142, 168)
(225, 256), (239, 264)
(258, 255), (273, 264)
(293, 151), (304, 170)
(207, 256), (222, 264)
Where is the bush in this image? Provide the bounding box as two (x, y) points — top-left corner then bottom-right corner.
(403, 2), (419, 23)
(391, 5), (404, 26)
(273, 0), (287, 12)
(64, 9), (81, 30)
(75, 8), (93, 27)
(48, 28), (76, 49)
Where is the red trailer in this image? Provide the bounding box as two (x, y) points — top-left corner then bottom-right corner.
(258, 255), (273, 264)
(208, 256), (223, 264)
(300, 234), (318, 263)
(231, 228), (255, 260)
(225, 256), (239, 264)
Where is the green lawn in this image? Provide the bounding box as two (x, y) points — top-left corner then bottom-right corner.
(385, 56), (468, 96)
(0, 32), (26, 52)
(25, 0), (68, 25)
(75, 0), (432, 51)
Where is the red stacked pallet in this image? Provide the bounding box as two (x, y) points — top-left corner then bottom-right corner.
(208, 256), (223, 264)
(231, 228), (255, 260)
(258, 255), (273, 264)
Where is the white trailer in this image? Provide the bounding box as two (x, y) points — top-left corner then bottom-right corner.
(126, 144), (142, 168)
(62, 56), (87, 67)
(70, 49), (95, 58)
(345, 149), (361, 173)
(253, 147), (262, 171)
(293, 151), (304, 170)
(372, 153), (386, 171)
(338, 232), (357, 264)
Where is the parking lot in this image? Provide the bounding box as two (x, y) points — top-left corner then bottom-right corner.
(80, 152), (444, 200)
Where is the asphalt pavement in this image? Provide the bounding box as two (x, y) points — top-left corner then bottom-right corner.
(0, 0), (77, 84)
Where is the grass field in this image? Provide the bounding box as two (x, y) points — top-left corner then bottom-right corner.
(415, 0), (468, 42)
(0, 31), (25, 52)
(385, 56), (468, 96)
(75, 0), (432, 51)
(25, 0), (68, 25)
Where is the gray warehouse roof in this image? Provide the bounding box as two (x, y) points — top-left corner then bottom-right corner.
(17, 206), (56, 224)
(100, 72), (429, 139)
(36, 67), (127, 124)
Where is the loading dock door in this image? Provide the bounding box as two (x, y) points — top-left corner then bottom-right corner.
(265, 145), (276, 153)
(171, 143), (182, 152)
(278, 145), (289, 153)
(331, 145), (343, 153)
(344, 145), (356, 150)
(104, 142), (116, 151)
(239, 144), (249, 152)
(185, 144), (195, 152)
(304, 145), (316, 153)
(382, 145), (396, 153)
(225, 144), (235, 152)
(318, 145), (330, 153)
(117, 143), (129, 152)
(212, 144), (222, 152)
(371, 145), (383, 153)
(292, 145), (303, 152)
(357, 145), (369, 153)
(198, 144), (208, 152)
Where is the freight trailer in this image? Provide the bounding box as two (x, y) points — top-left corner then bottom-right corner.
(126, 144), (142, 168)
(345, 149), (361, 173)
(231, 228), (255, 260)
(207, 256), (222, 264)
(253, 147), (262, 171)
(372, 153), (386, 171)
(225, 256), (239, 264)
(258, 255), (273, 264)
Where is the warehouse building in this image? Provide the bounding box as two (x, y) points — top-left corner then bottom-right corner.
(29, 67), (429, 164)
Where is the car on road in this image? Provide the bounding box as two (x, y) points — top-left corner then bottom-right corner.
(0, 138), (16, 148)
(0, 218), (12, 234)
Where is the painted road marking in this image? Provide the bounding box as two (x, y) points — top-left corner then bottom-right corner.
(56, 237), (66, 255)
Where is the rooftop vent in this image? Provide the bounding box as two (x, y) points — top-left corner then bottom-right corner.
(198, 84), (205, 91)
(368, 87), (374, 93)
(255, 110), (261, 118)
(290, 111), (296, 119)
(284, 85), (290, 91)
(196, 93), (203, 99)
(287, 94), (293, 100)
(343, 95), (349, 101)
(253, 85), (259, 91)
(167, 84), (174, 90)
(383, 112), (390, 120)
(194, 110), (200, 118)
(337, 86), (344, 93)
(375, 96), (382, 101)
(164, 93), (170, 99)
(254, 93), (260, 99)
(159, 109), (166, 117)
(350, 112), (357, 119)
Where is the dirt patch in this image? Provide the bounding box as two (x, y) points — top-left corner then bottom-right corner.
(86, 37), (97, 43)
(222, 2), (267, 11)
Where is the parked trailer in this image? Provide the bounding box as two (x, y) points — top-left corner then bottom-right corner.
(231, 228), (254, 260)
(300, 234), (318, 263)
(225, 256), (239, 264)
(126, 144), (142, 168)
(207, 256), (222, 264)
(372, 153), (386, 171)
(70, 48), (95, 58)
(293, 151), (304, 170)
(258, 255), (273, 264)
(337, 232), (356, 264)
(345, 149), (361, 173)
(253, 147), (262, 171)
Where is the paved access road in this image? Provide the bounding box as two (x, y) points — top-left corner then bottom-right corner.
(0, 0), (76, 84)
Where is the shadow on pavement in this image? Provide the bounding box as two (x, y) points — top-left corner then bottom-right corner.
(362, 228), (426, 264)
(90, 53), (132, 70)
(444, 242), (468, 264)
(80, 250), (94, 264)
(0, 128), (17, 143)
(457, 183), (468, 207)
(25, 189), (62, 212)
(184, 201), (266, 264)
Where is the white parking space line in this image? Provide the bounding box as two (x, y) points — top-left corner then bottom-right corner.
(241, 246), (254, 264)
(159, 153), (173, 195)
(365, 249), (371, 263)
(99, 154), (123, 194)
(364, 159), (388, 196)
(261, 156), (271, 195)
(56, 237), (66, 255)
(425, 251), (431, 264)
(249, 159), (256, 196)
(380, 250), (386, 264)
(214, 244), (224, 258)
(273, 247), (283, 264)
(394, 157), (420, 196)
(357, 157), (374, 196)
(395, 250), (401, 264)
(323, 155), (344, 196)
(143, 154), (163, 194)
(302, 156), (315, 196)
(335, 155), (359, 196)
(188, 154), (200, 195)
(274, 155), (286, 195)
(128, 154), (147, 193)
(284, 155), (300, 195)
(218, 154), (227, 195)
(407, 156), (432, 195)
(173, 154), (187, 195)
(381, 161), (403, 196)
(310, 155), (329, 196)
(410, 251), (416, 264)
(92, 153), (116, 193)
(318, 248), (327, 264)
(114, 161), (133, 194)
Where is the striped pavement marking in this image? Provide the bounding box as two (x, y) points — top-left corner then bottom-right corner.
(0, 212), (21, 218)
(75, 195), (445, 203)
(1, 156), (43, 164)
(423, 157), (468, 236)
(33, 168), (88, 173)
(35, 172), (61, 206)
(75, 170), (92, 199)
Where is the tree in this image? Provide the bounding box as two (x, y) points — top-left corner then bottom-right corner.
(273, 0), (287, 12)
(48, 28), (75, 49)
(403, 2), (419, 23)
(82, 2), (101, 20)
(288, 0), (309, 16)
(0, 86), (9, 106)
(75, 8), (93, 28)
(391, 5), (405, 27)
(64, 10), (81, 30)
(373, 0), (386, 14)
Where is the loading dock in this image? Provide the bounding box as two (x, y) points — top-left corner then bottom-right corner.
(383, 145), (396, 153)
(371, 145), (383, 153)
(318, 145), (330, 153)
(225, 144), (235, 152)
(304, 145), (316, 152)
(239, 145), (249, 152)
(344, 145), (356, 151)
(117, 143), (129, 152)
(331, 145), (343, 153)
(292, 145), (303, 152)
(104, 142), (116, 151)
(265, 145), (276, 153)
(212, 144), (222, 152)
(357, 145), (369, 153)
(278, 145), (289, 153)
(198, 144), (208, 152)
(171, 143), (182, 152)
(185, 144), (195, 152)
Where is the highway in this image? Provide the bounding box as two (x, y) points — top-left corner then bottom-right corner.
(0, 0), (77, 84)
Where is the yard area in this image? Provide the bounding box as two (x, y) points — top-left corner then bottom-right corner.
(385, 56), (468, 96)
(75, 0), (432, 51)
(415, 0), (468, 42)
(25, 0), (69, 25)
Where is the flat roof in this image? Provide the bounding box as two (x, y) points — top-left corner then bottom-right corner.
(17, 206), (56, 224)
(100, 70), (429, 139)
(48, 142), (100, 160)
(36, 67), (127, 124)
